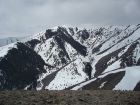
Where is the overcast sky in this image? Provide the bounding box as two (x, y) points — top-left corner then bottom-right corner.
(0, 0), (140, 39)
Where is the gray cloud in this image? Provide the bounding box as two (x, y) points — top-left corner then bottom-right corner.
(0, 0), (140, 38)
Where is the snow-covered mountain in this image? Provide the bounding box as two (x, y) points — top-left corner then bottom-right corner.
(0, 37), (24, 47)
(0, 24), (140, 91)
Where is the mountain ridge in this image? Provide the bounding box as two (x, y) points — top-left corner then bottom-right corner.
(0, 37), (24, 47)
(0, 24), (140, 91)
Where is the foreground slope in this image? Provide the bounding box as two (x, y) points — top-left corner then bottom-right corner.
(0, 24), (140, 90)
(0, 90), (140, 105)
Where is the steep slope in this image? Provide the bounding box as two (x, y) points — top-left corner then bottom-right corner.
(71, 66), (140, 91)
(0, 24), (140, 91)
(43, 24), (140, 90)
(0, 43), (53, 90)
(69, 25), (140, 91)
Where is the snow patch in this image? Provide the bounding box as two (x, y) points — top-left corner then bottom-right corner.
(46, 58), (88, 90)
(71, 78), (96, 90)
(113, 66), (140, 90)
(102, 60), (121, 74)
(0, 43), (17, 58)
(99, 81), (107, 88)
